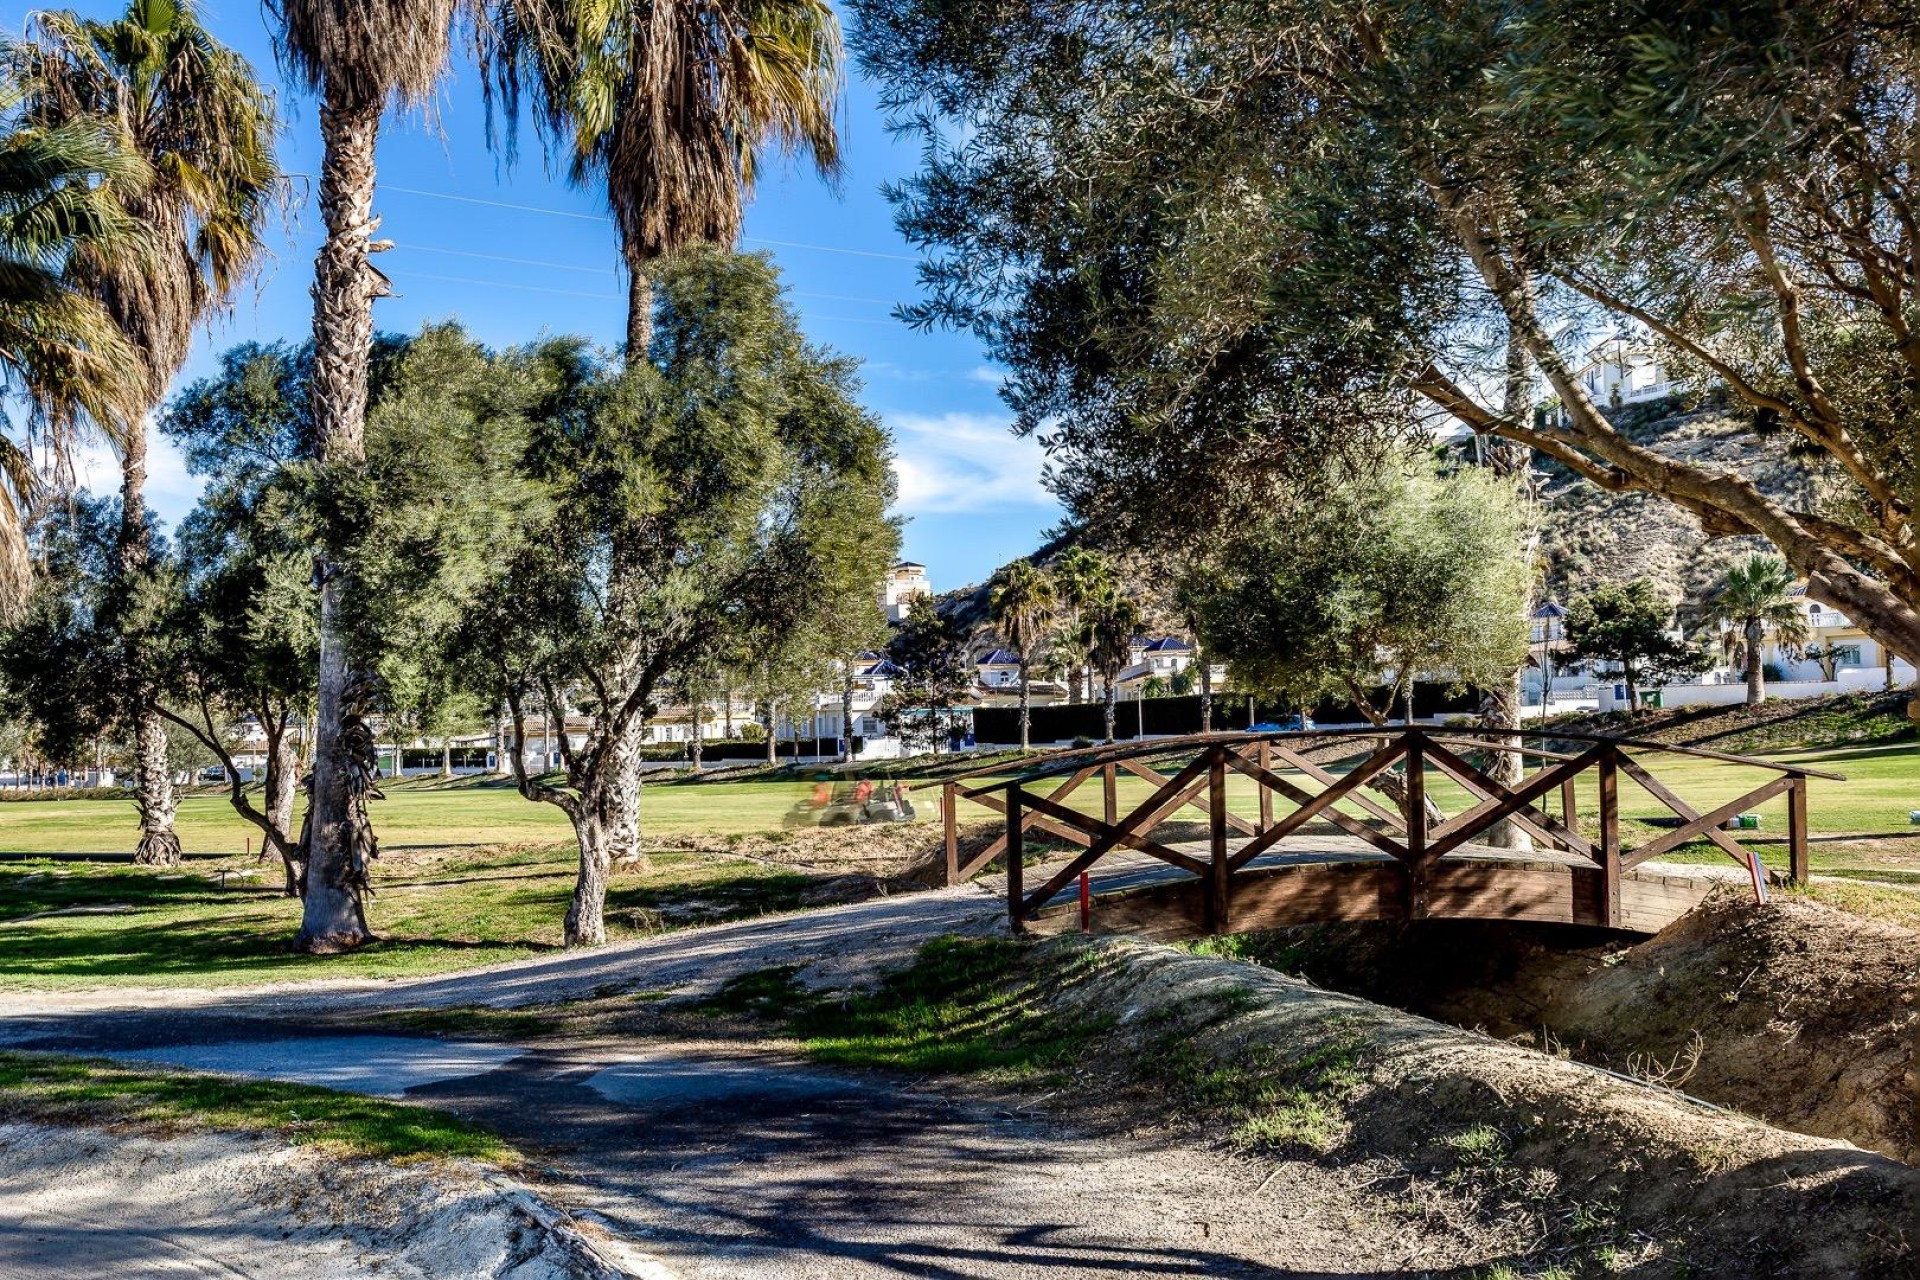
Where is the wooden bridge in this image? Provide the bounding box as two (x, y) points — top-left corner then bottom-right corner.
(931, 726), (1838, 941)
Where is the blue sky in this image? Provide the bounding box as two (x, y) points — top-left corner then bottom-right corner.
(9, 0), (1063, 592)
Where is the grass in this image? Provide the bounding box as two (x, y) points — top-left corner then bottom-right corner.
(0, 1051), (514, 1162)
(1784, 879), (1920, 931)
(0, 772), (868, 858)
(0, 844), (831, 990)
(797, 937), (1108, 1076)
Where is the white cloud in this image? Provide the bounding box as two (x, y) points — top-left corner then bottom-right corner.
(967, 365), (1005, 387)
(886, 411), (1056, 516)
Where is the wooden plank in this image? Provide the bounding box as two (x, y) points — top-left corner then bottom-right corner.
(1623, 775), (1790, 868)
(1257, 741), (1274, 832)
(1266, 744), (1407, 832)
(1222, 739), (1411, 869)
(1787, 773), (1810, 885)
(1597, 749), (1621, 927)
(1103, 764), (1117, 826)
(1406, 733), (1429, 919)
(1561, 777), (1577, 833)
(1425, 862), (1578, 926)
(1420, 738), (1594, 857)
(1007, 788), (1025, 934)
(1117, 756), (1259, 836)
(942, 783), (959, 885)
(1208, 750), (1230, 933)
(1425, 746), (1609, 857)
(1615, 754), (1751, 867)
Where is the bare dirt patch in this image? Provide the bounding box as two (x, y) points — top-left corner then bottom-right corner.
(1210, 889), (1919, 1165)
(1035, 936), (1920, 1277)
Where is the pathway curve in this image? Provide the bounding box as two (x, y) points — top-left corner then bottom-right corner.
(2, 882), (1494, 1278)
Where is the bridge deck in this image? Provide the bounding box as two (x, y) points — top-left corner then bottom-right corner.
(1023, 833), (1736, 941)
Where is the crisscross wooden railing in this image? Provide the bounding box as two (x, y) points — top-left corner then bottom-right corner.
(930, 726), (1838, 936)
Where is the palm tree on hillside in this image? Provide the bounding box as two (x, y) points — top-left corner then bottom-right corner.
(988, 558), (1056, 752)
(16, 0), (279, 866)
(1085, 583), (1140, 744)
(1050, 546), (1115, 703)
(478, 0), (845, 352)
(1696, 555), (1811, 706)
(0, 71), (146, 610)
(276, 0), (472, 951)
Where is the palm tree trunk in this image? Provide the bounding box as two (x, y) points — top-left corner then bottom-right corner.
(1746, 619), (1766, 704)
(299, 95), (386, 953)
(1018, 659), (1031, 751)
(1102, 675), (1117, 743)
(625, 245), (654, 356)
(1197, 653), (1213, 734)
(116, 420), (182, 867)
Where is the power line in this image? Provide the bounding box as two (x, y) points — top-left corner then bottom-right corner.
(400, 270), (905, 326)
(379, 184), (921, 262)
(393, 243), (903, 305)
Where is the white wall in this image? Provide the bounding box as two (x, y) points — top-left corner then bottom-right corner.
(1598, 663), (1917, 712)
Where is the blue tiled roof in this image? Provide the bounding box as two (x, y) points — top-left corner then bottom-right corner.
(1533, 602), (1568, 618)
(977, 648), (1022, 666)
(1142, 636), (1193, 651)
(861, 659), (905, 677)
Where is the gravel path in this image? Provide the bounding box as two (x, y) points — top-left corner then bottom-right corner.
(1, 882), (1490, 1277)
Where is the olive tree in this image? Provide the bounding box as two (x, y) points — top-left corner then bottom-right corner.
(455, 250), (895, 946)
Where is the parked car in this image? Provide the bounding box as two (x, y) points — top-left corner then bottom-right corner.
(1250, 714), (1314, 733)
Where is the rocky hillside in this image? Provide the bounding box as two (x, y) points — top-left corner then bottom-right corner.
(1532, 395), (1814, 605)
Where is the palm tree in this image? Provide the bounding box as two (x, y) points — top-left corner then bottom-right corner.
(479, 0), (844, 352)
(276, 0), (471, 950)
(988, 558), (1057, 752)
(1050, 546), (1115, 703)
(1085, 584), (1140, 744)
(0, 72), (146, 610)
(1696, 555), (1811, 705)
(16, 0), (279, 867)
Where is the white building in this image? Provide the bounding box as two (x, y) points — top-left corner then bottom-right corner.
(1552, 337), (1675, 424)
(882, 561), (932, 622)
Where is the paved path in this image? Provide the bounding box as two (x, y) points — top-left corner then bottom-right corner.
(2, 882), (1485, 1278)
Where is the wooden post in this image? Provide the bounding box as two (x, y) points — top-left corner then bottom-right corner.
(1597, 748), (1621, 927)
(1006, 785), (1026, 934)
(1786, 772), (1809, 886)
(1257, 740), (1274, 833)
(1561, 777), (1578, 837)
(942, 782), (959, 885)
(1103, 763), (1117, 826)
(1405, 730), (1428, 919)
(1207, 747), (1230, 933)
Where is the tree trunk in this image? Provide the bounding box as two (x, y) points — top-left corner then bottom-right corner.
(625, 248), (654, 356)
(439, 737), (453, 779)
(839, 666), (855, 763)
(1017, 659), (1031, 751)
(1625, 667), (1642, 715)
(298, 94), (386, 954)
(1197, 655), (1213, 734)
(1745, 619), (1766, 704)
(1480, 672), (1532, 852)
(266, 727), (300, 896)
(764, 704), (778, 765)
(564, 803), (614, 947)
(607, 718), (646, 872)
(1103, 676), (1117, 743)
(1481, 328), (1534, 851)
(117, 416), (182, 866)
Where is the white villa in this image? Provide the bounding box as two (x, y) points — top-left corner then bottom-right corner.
(882, 561), (932, 622)
(1548, 337), (1676, 426)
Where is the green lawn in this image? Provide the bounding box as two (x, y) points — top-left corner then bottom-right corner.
(0, 843), (824, 989)
(0, 772), (848, 857)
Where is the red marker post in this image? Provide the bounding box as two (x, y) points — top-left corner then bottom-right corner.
(1079, 872), (1091, 934)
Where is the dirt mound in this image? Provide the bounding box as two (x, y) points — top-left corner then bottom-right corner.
(1213, 890), (1919, 1164)
(1040, 936), (1920, 1277)
(0, 1121), (633, 1278)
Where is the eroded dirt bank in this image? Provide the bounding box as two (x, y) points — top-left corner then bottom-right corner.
(0, 1122), (633, 1279)
(1034, 935), (1920, 1276)
(1200, 892), (1919, 1165)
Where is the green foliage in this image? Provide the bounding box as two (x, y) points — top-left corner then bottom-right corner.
(0, 1052), (515, 1162)
(797, 936), (1106, 1075)
(879, 594), (972, 751)
(1565, 581), (1713, 704)
(1187, 458), (1531, 718)
(1691, 556), (1811, 696)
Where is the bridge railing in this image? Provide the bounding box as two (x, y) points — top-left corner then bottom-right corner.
(929, 725), (1837, 934)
